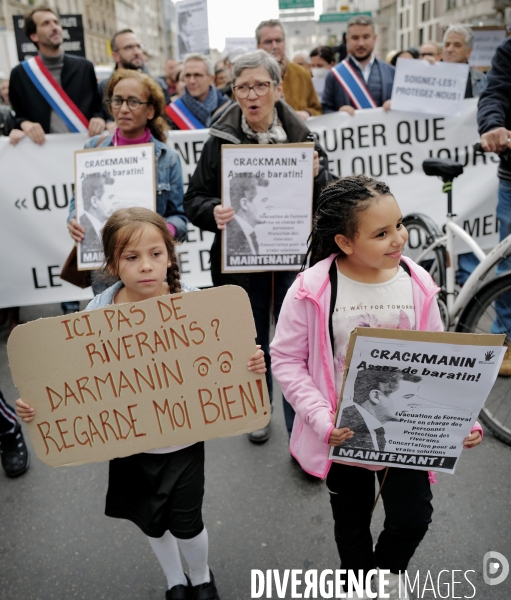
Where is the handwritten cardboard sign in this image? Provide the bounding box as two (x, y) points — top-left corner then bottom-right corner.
(7, 286), (270, 467)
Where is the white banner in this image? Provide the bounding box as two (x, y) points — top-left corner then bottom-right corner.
(0, 100), (500, 308)
(308, 99), (500, 254)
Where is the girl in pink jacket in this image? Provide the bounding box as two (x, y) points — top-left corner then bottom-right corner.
(270, 175), (483, 599)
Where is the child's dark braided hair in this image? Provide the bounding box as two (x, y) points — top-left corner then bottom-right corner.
(304, 174), (392, 268)
(100, 207), (182, 294)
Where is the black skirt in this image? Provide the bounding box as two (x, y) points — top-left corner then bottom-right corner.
(105, 442), (205, 539)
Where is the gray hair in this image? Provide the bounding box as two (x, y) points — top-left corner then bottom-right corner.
(347, 15), (375, 31)
(255, 19), (285, 44)
(443, 24), (473, 49)
(183, 53), (214, 76)
(232, 50), (282, 86)
(293, 51), (311, 64)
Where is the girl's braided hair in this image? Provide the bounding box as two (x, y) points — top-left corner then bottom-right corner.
(97, 207), (181, 294)
(304, 174), (392, 268)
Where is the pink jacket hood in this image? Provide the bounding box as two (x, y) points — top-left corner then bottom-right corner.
(271, 254), (446, 479)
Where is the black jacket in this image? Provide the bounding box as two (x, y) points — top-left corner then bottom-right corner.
(184, 100), (335, 288)
(9, 54), (103, 131)
(477, 37), (511, 181)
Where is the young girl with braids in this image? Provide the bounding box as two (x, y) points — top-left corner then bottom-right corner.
(270, 176), (483, 599)
(17, 207), (266, 600)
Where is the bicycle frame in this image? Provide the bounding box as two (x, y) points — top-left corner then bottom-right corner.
(411, 218), (511, 322)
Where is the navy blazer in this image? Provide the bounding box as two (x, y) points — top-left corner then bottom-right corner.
(9, 54), (103, 131)
(322, 57), (395, 113)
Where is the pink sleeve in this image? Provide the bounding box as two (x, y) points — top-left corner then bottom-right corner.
(271, 279), (335, 443)
(167, 222), (177, 237)
(468, 420), (484, 444)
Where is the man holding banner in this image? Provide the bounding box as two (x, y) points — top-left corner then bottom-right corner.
(322, 15), (394, 115)
(8, 5), (104, 145)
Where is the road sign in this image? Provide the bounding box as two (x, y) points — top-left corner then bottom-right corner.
(319, 11), (371, 22)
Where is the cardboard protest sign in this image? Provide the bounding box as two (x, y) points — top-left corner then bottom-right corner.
(75, 144), (156, 270)
(391, 59), (469, 116)
(221, 143), (314, 273)
(329, 328), (505, 473)
(8, 286), (270, 467)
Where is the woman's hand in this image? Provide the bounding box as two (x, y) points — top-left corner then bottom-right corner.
(328, 427), (354, 446)
(15, 399), (35, 423)
(463, 430), (482, 449)
(213, 205), (235, 230)
(313, 150), (320, 177)
(8, 129), (26, 145)
(68, 218), (85, 242)
(88, 117), (106, 137)
(339, 105), (355, 116)
(248, 345), (266, 374)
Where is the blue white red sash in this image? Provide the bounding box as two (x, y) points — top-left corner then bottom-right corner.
(165, 98), (206, 130)
(331, 59), (377, 110)
(21, 55), (89, 133)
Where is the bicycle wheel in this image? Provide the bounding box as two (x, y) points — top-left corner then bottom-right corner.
(403, 214), (446, 291)
(456, 272), (511, 445)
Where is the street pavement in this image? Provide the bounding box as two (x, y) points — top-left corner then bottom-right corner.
(1, 302), (511, 600)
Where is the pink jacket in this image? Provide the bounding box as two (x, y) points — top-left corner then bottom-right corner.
(270, 254), (483, 479)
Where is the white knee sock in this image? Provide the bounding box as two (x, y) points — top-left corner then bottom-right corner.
(147, 531), (188, 589)
(176, 528), (210, 586)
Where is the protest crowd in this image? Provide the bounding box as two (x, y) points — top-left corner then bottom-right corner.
(1, 4), (511, 600)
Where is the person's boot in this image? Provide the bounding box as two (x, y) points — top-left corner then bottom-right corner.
(248, 424), (270, 444)
(0, 423), (30, 477)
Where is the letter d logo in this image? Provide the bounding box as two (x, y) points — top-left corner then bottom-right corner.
(483, 551), (509, 586)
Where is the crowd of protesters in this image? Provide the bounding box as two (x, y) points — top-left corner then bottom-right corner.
(1, 4), (510, 600)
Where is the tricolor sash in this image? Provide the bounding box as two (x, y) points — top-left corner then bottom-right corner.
(21, 56), (89, 133)
(331, 59), (377, 110)
(165, 98), (206, 130)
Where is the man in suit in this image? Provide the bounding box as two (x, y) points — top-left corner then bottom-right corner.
(79, 173), (116, 261)
(339, 370), (422, 451)
(225, 176), (272, 256)
(8, 5), (104, 145)
(322, 15), (395, 115)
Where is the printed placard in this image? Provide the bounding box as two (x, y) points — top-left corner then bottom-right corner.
(176, 0), (210, 59)
(329, 328), (505, 473)
(75, 143), (156, 270)
(7, 286), (270, 467)
(391, 59), (469, 116)
(221, 143), (314, 273)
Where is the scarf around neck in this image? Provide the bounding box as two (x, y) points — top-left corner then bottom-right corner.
(181, 85), (228, 127)
(241, 108), (287, 144)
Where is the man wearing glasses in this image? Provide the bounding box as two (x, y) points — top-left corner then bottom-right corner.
(99, 30), (169, 131)
(165, 53), (231, 130)
(256, 19), (321, 121)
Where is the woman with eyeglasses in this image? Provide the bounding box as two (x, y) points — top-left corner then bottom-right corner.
(184, 50), (335, 444)
(67, 69), (187, 248)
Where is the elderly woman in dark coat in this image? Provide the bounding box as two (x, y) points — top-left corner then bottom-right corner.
(184, 50), (334, 442)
